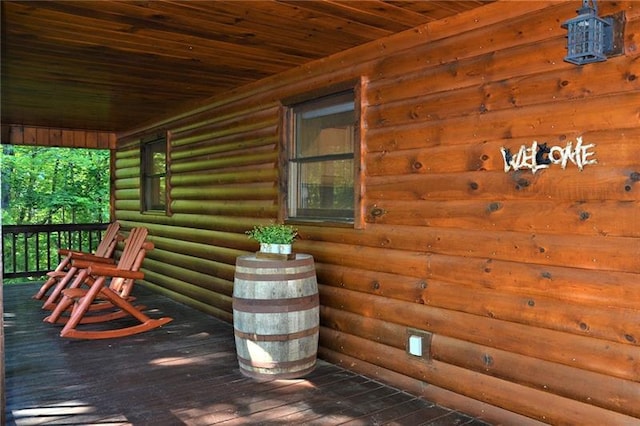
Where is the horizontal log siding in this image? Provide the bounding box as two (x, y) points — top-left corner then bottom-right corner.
(114, 1), (640, 423)
(114, 104), (277, 325)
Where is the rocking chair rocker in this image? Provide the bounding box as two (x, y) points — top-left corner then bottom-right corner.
(44, 227), (172, 339)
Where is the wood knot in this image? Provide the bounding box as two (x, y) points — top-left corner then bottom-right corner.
(483, 354), (494, 367)
(370, 207), (385, 217)
(469, 181), (479, 190)
(630, 171), (640, 182)
(487, 202), (502, 213)
(412, 161), (423, 170)
(579, 211), (591, 221)
(515, 178), (530, 190)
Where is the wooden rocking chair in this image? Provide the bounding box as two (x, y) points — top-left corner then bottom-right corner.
(33, 221), (121, 304)
(44, 227), (172, 339)
(43, 226), (150, 321)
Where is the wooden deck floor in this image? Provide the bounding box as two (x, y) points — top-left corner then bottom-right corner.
(4, 283), (491, 426)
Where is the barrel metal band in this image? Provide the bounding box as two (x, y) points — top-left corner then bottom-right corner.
(237, 354), (316, 369)
(233, 294), (319, 313)
(237, 256), (313, 269)
(234, 325), (319, 341)
(234, 268), (316, 281)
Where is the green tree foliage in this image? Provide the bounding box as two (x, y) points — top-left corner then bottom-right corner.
(1, 146), (110, 225)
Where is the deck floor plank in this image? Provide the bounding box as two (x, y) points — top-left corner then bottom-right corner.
(4, 283), (491, 425)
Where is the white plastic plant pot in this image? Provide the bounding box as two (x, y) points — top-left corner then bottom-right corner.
(260, 243), (292, 254)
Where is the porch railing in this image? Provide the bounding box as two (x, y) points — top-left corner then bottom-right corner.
(2, 223), (109, 279)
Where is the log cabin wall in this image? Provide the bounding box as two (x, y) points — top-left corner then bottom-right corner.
(114, 2), (640, 424)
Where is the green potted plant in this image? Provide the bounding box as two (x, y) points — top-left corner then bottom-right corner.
(246, 224), (298, 254)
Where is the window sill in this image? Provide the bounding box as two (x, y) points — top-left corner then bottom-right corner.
(141, 210), (168, 216)
(285, 218), (354, 228)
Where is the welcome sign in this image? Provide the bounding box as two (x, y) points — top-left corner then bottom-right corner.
(500, 137), (597, 174)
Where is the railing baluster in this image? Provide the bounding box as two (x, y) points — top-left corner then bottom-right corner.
(10, 233), (17, 275)
(56, 230), (62, 265)
(35, 231), (40, 273)
(13, 233), (17, 274)
(23, 232), (29, 274)
(46, 231), (52, 271)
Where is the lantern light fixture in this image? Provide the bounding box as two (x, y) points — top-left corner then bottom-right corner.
(562, 0), (614, 65)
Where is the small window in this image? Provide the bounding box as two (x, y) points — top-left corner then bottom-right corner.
(141, 133), (169, 213)
(286, 90), (357, 223)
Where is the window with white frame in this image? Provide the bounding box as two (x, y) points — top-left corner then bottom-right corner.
(286, 90), (357, 223)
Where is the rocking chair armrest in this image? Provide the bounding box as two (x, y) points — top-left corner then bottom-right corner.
(66, 251), (114, 263)
(86, 264), (145, 280)
(71, 252), (113, 263)
(59, 248), (90, 256)
(70, 258), (116, 270)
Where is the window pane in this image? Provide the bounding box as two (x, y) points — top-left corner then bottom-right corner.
(151, 150), (166, 175)
(296, 106), (354, 158)
(145, 175), (166, 210)
(295, 159), (354, 219)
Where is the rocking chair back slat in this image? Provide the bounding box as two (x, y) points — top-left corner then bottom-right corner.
(94, 222), (122, 258)
(109, 227), (149, 296)
(116, 227), (148, 270)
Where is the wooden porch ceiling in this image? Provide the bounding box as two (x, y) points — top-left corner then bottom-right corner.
(1, 1), (493, 134)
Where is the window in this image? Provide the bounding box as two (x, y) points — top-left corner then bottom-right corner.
(286, 90), (358, 223)
(141, 133), (169, 213)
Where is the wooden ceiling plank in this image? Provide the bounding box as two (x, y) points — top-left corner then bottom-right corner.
(108, 1), (342, 59)
(4, 30), (292, 80)
(257, 0), (397, 38)
(7, 13), (306, 70)
(3, 56), (254, 97)
(134, 1), (367, 58)
(386, 1), (491, 20)
(6, 1), (314, 68)
(285, 0), (432, 29)
(161, 1), (379, 52)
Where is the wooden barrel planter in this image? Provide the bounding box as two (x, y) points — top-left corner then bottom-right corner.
(232, 253), (319, 380)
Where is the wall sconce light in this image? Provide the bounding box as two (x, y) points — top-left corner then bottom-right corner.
(562, 0), (620, 65)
